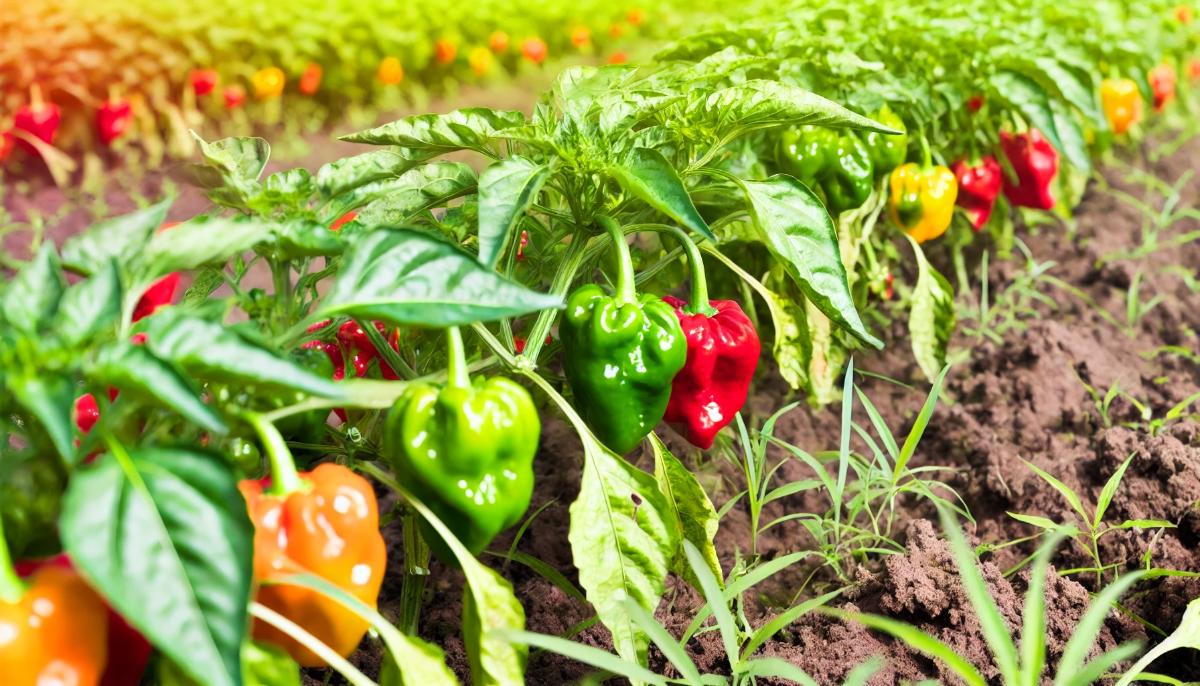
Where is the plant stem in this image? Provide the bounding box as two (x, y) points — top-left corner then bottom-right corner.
(398, 508), (429, 635)
(521, 229), (588, 364)
(657, 225), (717, 315)
(0, 507), (26, 603)
(598, 216), (636, 306)
(445, 326), (471, 389)
(246, 411), (305, 496)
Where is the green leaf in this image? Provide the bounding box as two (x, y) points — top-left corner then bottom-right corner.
(316, 149), (421, 198)
(737, 657), (818, 686)
(609, 148), (714, 241)
(340, 108), (526, 152)
(55, 261), (122, 346)
(498, 630), (668, 686)
(686, 80), (902, 135)
(271, 219), (342, 259)
(136, 311), (344, 398)
(61, 199), (171, 274)
(1049, 98), (1090, 174)
(740, 176), (881, 348)
(654, 28), (770, 62)
(320, 229), (563, 326)
(620, 597), (704, 685)
(243, 641), (300, 686)
(650, 434), (722, 592)
(2, 242), (64, 333)
(1007, 512), (1064, 531)
(990, 70), (1065, 161)
(907, 238), (955, 383)
(1094, 453), (1136, 529)
(86, 341), (227, 434)
(569, 431), (678, 664)
(140, 216), (277, 276)
(477, 157), (550, 268)
(60, 446), (253, 686)
(1116, 519), (1175, 530)
(1055, 571), (1146, 683)
(342, 162), (477, 226)
(1022, 459), (1090, 524)
(1033, 57), (1103, 127)
(9, 375), (75, 460)
(259, 168), (315, 208)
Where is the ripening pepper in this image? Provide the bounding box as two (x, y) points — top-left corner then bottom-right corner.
(888, 162), (958, 243)
(570, 25), (592, 48)
(14, 85), (61, 154)
(659, 230), (759, 449)
(1101, 78), (1141, 134)
(863, 104), (908, 176)
(608, 51), (629, 65)
(132, 273), (181, 321)
(489, 30), (510, 53)
(252, 67), (286, 100)
(776, 125), (837, 187)
(434, 39), (458, 65)
(999, 129), (1058, 210)
(1149, 64), (1176, 111)
(241, 461), (386, 667)
(224, 85), (246, 110)
(96, 98), (133, 146)
(1190, 58), (1200, 82)
(298, 63), (323, 96)
(627, 7), (646, 25)
(0, 529), (109, 686)
(385, 327), (539, 559)
(561, 218), (687, 454)
(819, 132), (875, 214)
(967, 94), (985, 113)
(521, 37), (548, 64)
(15, 555), (151, 686)
(952, 156), (1002, 230)
(378, 57), (404, 84)
(190, 69), (219, 97)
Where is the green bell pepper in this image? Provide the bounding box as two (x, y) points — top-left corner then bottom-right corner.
(775, 125), (838, 186)
(561, 218), (687, 455)
(385, 327), (539, 558)
(863, 104), (908, 176)
(820, 132), (874, 215)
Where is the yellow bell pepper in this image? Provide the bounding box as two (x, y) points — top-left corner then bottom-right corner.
(1101, 78), (1141, 134)
(378, 57), (404, 85)
(252, 67), (286, 100)
(888, 163), (957, 243)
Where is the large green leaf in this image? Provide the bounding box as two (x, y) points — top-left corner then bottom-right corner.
(60, 446), (253, 686)
(271, 219), (343, 259)
(907, 238), (955, 383)
(2, 242), (64, 333)
(180, 134), (271, 206)
(476, 156), (550, 268)
(9, 375), (75, 461)
(609, 148), (714, 241)
(650, 435), (722, 593)
(686, 80), (901, 135)
(740, 176), (881, 348)
(1032, 57), (1103, 127)
(55, 261), (122, 346)
(86, 341), (227, 434)
(136, 311), (345, 398)
(1050, 98), (1090, 174)
(339, 162), (476, 225)
(315, 149), (422, 198)
(61, 199), (171, 275)
(340, 108), (526, 152)
(139, 216), (277, 276)
(654, 28), (770, 62)
(319, 229), (563, 326)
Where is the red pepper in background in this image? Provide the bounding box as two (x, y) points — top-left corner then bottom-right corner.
(434, 39), (458, 65)
(96, 98), (133, 146)
(1190, 58), (1200, 82)
(999, 129), (1058, 210)
(13, 556), (152, 686)
(0, 131), (12, 163)
(14, 85), (61, 154)
(337, 321), (402, 379)
(952, 156), (1002, 230)
(966, 94), (985, 113)
(224, 85), (246, 110)
(190, 69), (219, 97)
(521, 37), (548, 64)
(299, 63), (323, 96)
(516, 229), (529, 260)
(608, 52), (629, 65)
(1149, 63), (1177, 111)
(329, 210), (357, 231)
(131, 221), (183, 322)
(883, 273), (894, 300)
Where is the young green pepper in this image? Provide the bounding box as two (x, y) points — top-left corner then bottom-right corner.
(863, 104), (908, 176)
(561, 218), (687, 455)
(775, 125), (838, 186)
(819, 132), (874, 214)
(385, 327), (539, 559)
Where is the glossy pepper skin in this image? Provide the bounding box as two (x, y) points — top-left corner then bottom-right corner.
(863, 105), (908, 176)
(888, 162), (958, 243)
(385, 329), (539, 558)
(1101, 78), (1142, 134)
(776, 125), (837, 187)
(96, 98), (133, 146)
(952, 156), (1002, 230)
(1149, 64), (1177, 111)
(561, 219), (687, 454)
(240, 463), (386, 667)
(999, 129), (1058, 210)
(0, 564), (109, 686)
(820, 132), (875, 214)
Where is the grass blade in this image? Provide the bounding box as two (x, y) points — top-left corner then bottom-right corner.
(894, 365), (950, 486)
(828, 609), (987, 686)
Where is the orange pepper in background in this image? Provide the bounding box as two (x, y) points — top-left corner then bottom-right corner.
(0, 565), (110, 686)
(1175, 4), (1194, 23)
(608, 51), (628, 65)
(252, 67), (286, 100)
(434, 38), (458, 65)
(299, 63), (323, 95)
(1190, 57), (1200, 82)
(521, 37), (548, 64)
(1149, 63), (1176, 111)
(1101, 78), (1142, 134)
(627, 7), (646, 25)
(488, 30), (510, 53)
(570, 25), (592, 48)
(378, 56), (404, 84)
(240, 463), (386, 667)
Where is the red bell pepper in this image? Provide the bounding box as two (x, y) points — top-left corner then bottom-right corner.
(329, 211), (357, 232)
(966, 94), (985, 113)
(1149, 64), (1177, 111)
(132, 222), (183, 322)
(659, 230), (759, 449)
(96, 98), (133, 146)
(299, 63), (323, 96)
(14, 555), (152, 686)
(999, 129), (1058, 210)
(224, 85), (246, 110)
(952, 156), (1002, 230)
(190, 69), (219, 97)
(14, 85), (61, 154)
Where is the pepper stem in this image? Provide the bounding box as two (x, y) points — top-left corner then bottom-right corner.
(663, 226), (717, 316)
(246, 411), (305, 496)
(0, 508), (26, 604)
(446, 326), (471, 390)
(598, 216), (637, 306)
(919, 134), (933, 168)
(29, 84), (43, 110)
